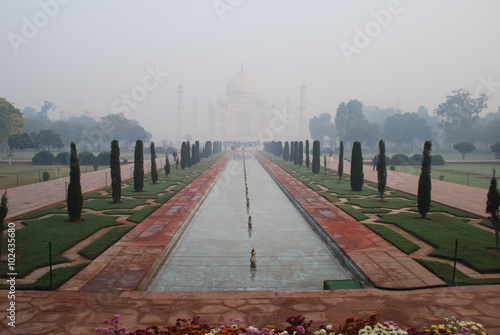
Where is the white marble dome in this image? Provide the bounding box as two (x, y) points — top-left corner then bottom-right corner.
(226, 69), (259, 99)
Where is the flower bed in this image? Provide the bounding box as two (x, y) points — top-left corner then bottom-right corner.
(94, 314), (486, 335)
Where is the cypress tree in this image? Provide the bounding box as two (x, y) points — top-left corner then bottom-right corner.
(293, 141), (299, 165)
(134, 140), (144, 192)
(377, 140), (387, 201)
(324, 154), (327, 174)
(186, 141), (192, 168)
(164, 153), (171, 177)
(150, 141), (158, 184)
(0, 189), (6, 258)
(191, 144), (197, 165)
(486, 168), (500, 249)
(110, 140), (121, 203)
(418, 140), (432, 219)
(67, 142), (83, 221)
(312, 140), (320, 173)
(350, 141), (364, 191)
(283, 141), (289, 161)
(290, 140), (295, 162)
(195, 141), (200, 164)
(180, 142), (187, 169)
(305, 140), (310, 169)
(298, 141), (303, 166)
(338, 140), (344, 182)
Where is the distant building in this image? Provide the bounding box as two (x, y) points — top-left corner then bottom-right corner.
(177, 66), (308, 142)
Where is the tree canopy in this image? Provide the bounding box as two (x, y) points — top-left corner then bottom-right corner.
(309, 113), (336, 149)
(384, 112), (431, 150)
(434, 88), (488, 143)
(0, 97), (25, 144)
(335, 100), (378, 146)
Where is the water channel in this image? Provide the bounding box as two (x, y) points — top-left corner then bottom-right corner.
(148, 151), (355, 291)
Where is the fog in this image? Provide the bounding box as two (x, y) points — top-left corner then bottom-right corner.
(1, 0), (499, 143)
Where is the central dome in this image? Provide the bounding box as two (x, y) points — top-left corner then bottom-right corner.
(226, 69), (259, 99)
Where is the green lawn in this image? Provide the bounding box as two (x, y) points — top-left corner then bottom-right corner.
(390, 163), (499, 190)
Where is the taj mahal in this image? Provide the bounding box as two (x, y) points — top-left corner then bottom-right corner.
(177, 66), (309, 142)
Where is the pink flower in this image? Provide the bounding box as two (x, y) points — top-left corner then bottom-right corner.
(296, 326), (306, 335)
(103, 319), (110, 324)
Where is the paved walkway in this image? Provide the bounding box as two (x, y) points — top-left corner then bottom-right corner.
(1, 152), (499, 334)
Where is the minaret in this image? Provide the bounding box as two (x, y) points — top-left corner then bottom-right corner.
(177, 82), (185, 141)
(299, 83), (307, 139)
(192, 98), (198, 138)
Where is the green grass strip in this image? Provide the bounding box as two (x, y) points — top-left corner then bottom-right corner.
(17, 203), (67, 220)
(0, 214), (120, 278)
(155, 192), (176, 204)
(127, 205), (161, 223)
(365, 223), (420, 254)
(79, 226), (133, 260)
(346, 197), (416, 209)
(416, 258), (500, 285)
(337, 204), (368, 221)
(377, 212), (500, 273)
(83, 197), (148, 210)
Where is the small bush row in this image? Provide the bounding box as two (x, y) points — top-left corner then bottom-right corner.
(32, 151), (111, 165)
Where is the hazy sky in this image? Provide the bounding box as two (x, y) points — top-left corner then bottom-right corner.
(1, 0), (499, 142)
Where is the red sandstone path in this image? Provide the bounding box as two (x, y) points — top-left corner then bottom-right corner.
(1, 152), (499, 334)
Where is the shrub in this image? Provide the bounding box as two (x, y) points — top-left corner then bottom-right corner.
(96, 152), (110, 165)
(390, 153), (410, 166)
(78, 151), (96, 165)
(409, 154), (422, 165)
(32, 151), (55, 165)
(55, 151), (70, 165)
(390, 166), (395, 171)
(42, 171), (50, 181)
(431, 154), (445, 166)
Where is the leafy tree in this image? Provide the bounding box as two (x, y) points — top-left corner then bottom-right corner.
(350, 141), (364, 191)
(150, 142), (158, 184)
(335, 100), (378, 146)
(7, 132), (35, 163)
(338, 140), (344, 182)
(133, 140), (144, 192)
(0, 190), (7, 258)
(486, 168), (500, 249)
(434, 89), (488, 143)
(0, 97), (25, 144)
(377, 140), (387, 201)
(110, 140), (121, 203)
(453, 141), (476, 160)
(67, 142), (83, 222)
(283, 141), (290, 161)
(32, 129), (64, 151)
(309, 113), (336, 149)
(491, 142), (500, 160)
(418, 140), (432, 219)
(164, 153), (171, 177)
(383, 113), (431, 151)
(298, 141), (303, 166)
(305, 140), (310, 168)
(180, 142), (187, 169)
(312, 140), (320, 173)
